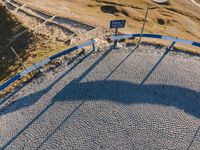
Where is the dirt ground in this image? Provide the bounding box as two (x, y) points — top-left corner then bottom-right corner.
(17, 0), (200, 41)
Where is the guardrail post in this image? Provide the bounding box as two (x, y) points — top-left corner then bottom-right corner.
(167, 41), (176, 51)
(11, 47), (27, 70)
(113, 28), (119, 49)
(92, 38), (97, 52)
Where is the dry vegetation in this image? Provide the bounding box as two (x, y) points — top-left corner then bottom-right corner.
(0, 4), (68, 95)
(17, 0), (200, 40)
(195, 0), (200, 4)
(0, 0), (200, 95)
(16, 0), (200, 53)
(0, 4), (31, 82)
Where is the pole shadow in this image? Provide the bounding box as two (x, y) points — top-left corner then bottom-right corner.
(1, 47), (114, 149)
(140, 41), (175, 85)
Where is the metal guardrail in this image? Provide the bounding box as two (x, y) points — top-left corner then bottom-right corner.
(0, 39), (96, 91)
(111, 34), (200, 48)
(1, 34), (200, 92)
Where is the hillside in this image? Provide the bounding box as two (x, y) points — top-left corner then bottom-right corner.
(0, 4), (30, 82)
(0, 3), (68, 94)
(0, 0), (200, 94)
(17, 0), (200, 41)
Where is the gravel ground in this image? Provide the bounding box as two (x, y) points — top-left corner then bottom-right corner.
(0, 45), (200, 149)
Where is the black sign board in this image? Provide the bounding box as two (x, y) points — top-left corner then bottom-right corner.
(110, 20), (126, 29)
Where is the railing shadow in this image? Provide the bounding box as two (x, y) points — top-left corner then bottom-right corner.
(0, 50), (94, 115)
(140, 41), (176, 85)
(1, 47), (113, 149)
(105, 45), (139, 80)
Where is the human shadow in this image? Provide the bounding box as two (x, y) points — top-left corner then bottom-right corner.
(2, 44), (200, 149)
(0, 46), (137, 149)
(36, 79), (200, 149)
(55, 79), (200, 118)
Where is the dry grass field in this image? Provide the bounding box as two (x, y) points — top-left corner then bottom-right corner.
(0, 4), (67, 94)
(18, 0), (200, 41)
(195, 0), (200, 4)
(0, 0), (200, 95)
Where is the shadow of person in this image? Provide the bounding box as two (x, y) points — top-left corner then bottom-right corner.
(2, 79), (200, 150)
(55, 79), (200, 118)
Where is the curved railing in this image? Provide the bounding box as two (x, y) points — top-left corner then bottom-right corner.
(0, 39), (96, 91)
(111, 34), (200, 48)
(1, 33), (200, 92)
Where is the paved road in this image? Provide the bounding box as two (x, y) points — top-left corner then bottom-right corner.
(0, 45), (200, 149)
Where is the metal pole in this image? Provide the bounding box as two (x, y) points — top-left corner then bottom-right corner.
(114, 28), (118, 49)
(11, 47), (35, 78)
(92, 38), (96, 52)
(11, 47), (42, 87)
(138, 6), (149, 46)
(11, 47), (27, 70)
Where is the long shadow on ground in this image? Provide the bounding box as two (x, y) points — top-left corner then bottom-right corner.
(2, 45), (200, 149)
(0, 46), (114, 150)
(56, 79), (200, 118)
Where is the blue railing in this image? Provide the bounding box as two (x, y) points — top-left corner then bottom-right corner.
(1, 34), (200, 92)
(0, 39), (96, 91)
(111, 33), (200, 48)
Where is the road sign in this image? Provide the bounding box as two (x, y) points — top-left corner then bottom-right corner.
(110, 20), (126, 29)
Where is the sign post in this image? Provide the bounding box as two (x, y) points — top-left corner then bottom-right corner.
(138, 6), (149, 46)
(110, 20), (126, 49)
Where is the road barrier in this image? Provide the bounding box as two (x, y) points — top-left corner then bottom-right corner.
(0, 39), (96, 91)
(111, 34), (200, 48)
(1, 34), (200, 92)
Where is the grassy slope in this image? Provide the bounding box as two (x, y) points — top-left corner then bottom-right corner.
(0, 4), (28, 81)
(18, 0), (200, 39)
(195, 0), (200, 4)
(0, 4), (67, 95)
(18, 0), (200, 53)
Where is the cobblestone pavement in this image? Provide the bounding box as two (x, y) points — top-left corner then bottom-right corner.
(0, 45), (200, 149)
